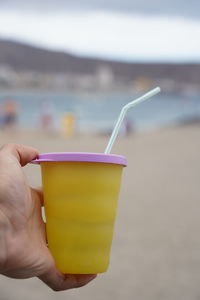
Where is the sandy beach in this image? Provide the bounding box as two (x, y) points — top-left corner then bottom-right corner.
(0, 123), (200, 300)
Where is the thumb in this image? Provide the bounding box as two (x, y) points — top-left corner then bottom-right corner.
(0, 143), (39, 166)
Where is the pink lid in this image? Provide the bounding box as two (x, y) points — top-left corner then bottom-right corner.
(32, 152), (127, 166)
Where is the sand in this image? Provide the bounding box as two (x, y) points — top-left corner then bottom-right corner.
(0, 124), (200, 300)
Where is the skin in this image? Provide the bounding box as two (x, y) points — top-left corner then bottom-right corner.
(0, 143), (96, 291)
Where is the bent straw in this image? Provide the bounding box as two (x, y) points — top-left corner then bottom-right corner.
(104, 87), (161, 154)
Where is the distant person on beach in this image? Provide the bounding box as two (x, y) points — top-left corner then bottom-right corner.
(40, 99), (54, 132)
(120, 117), (133, 137)
(0, 143), (96, 290)
(2, 99), (18, 131)
(124, 118), (133, 136)
(61, 113), (76, 138)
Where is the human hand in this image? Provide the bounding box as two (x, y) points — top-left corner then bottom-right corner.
(0, 143), (96, 290)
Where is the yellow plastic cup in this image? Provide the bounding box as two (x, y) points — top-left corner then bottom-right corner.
(33, 152), (127, 274)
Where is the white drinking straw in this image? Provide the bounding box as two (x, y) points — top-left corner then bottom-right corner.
(104, 87), (161, 154)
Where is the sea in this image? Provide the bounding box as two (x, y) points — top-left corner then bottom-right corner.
(0, 90), (200, 133)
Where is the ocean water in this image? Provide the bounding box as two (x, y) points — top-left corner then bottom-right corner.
(0, 91), (200, 132)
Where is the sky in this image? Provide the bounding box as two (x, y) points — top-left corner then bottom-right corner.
(0, 0), (200, 62)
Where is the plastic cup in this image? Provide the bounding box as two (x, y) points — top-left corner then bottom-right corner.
(33, 152), (127, 274)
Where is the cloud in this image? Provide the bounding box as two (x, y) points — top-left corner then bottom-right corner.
(0, 0), (200, 19)
(0, 10), (200, 62)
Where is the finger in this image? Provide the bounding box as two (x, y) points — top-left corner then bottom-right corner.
(0, 143), (39, 166)
(38, 266), (97, 291)
(31, 187), (44, 206)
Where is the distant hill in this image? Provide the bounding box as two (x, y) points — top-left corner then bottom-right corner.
(0, 39), (200, 84)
